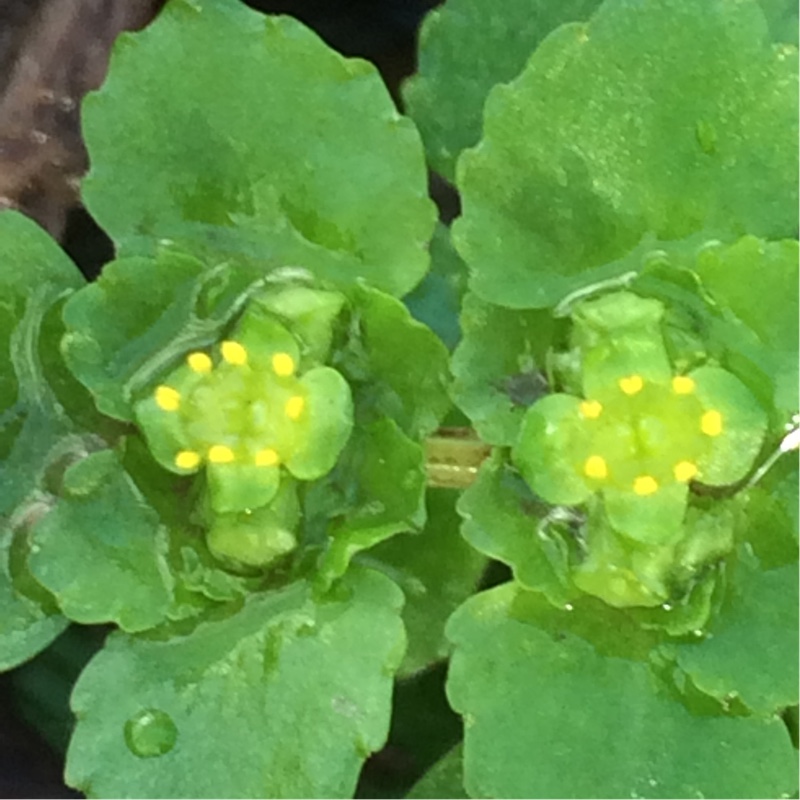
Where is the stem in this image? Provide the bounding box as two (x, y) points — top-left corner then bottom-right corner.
(424, 428), (492, 489)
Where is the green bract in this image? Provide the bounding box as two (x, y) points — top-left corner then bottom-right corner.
(509, 291), (767, 607)
(135, 290), (353, 513)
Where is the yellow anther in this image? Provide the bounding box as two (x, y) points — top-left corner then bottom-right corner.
(584, 455), (608, 480)
(285, 395), (305, 420)
(672, 375), (695, 395)
(619, 375), (644, 395)
(155, 385), (181, 411)
(272, 352), (296, 377)
(255, 448), (280, 467)
(208, 445), (235, 463)
(580, 400), (603, 419)
(674, 461), (699, 482)
(633, 475), (659, 496)
(701, 410), (723, 437)
(187, 351), (212, 374)
(175, 450), (200, 470)
(221, 340), (248, 366)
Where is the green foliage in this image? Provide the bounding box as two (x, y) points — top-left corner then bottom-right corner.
(0, 212), (87, 669)
(447, 583), (798, 799)
(452, 0), (798, 308)
(0, 0), (796, 796)
(367, 489), (487, 676)
(28, 450), (173, 632)
(403, 0), (602, 179)
(66, 568), (404, 798)
(81, 0), (435, 298)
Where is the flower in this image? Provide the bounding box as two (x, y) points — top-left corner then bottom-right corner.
(512, 292), (767, 549)
(135, 294), (353, 515)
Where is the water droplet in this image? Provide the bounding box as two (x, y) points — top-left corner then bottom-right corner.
(661, 603), (673, 611)
(692, 629), (704, 638)
(564, 603), (574, 611)
(648, 778), (658, 787)
(124, 709), (177, 758)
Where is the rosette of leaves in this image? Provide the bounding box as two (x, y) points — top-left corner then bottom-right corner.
(133, 286), (354, 568)
(54, 249), (449, 797)
(449, 279), (797, 797)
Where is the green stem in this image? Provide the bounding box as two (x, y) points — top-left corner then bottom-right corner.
(424, 428), (492, 489)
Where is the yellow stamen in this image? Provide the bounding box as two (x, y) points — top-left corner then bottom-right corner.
(221, 340), (248, 366)
(285, 395), (305, 420)
(208, 445), (235, 463)
(584, 455), (608, 480)
(155, 385), (181, 411)
(175, 450), (200, 469)
(701, 410), (723, 437)
(619, 375), (644, 395)
(187, 352), (212, 374)
(672, 375), (695, 395)
(633, 475), (659, 496)
(580, 400), (603, 419)
(674, 461), (699, 482)
(255, 448), (280, 467)
(272, 352), (296, 377)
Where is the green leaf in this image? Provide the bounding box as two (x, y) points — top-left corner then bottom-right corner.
(288, 367), (354, 480)
(447, 583), (798, 798)
(743, 453), (799, 568)
(603, 482), (688, 546)
(758, 0), (799, 43)
(691, 365), (768, 485)
(366, 489), (486, 676)
(457, 453), (574, 606)
(255, 286), (346, 364)
(406, 744), (466, 799)
(206, 480), (300, 571)
(694, 237), (799, 413)
(82, 0), (434, 297)
(403, 0), (602, 180)
(454, 0), (798, 308)
(0, 530), (68, 672)
(313, 418), (426, 587)
(571, 291), (672, 398)
(0, 211), (86, 669)
(674, 555), (798, 716)
(451, 293), (553, 446)
(60, 251), (255, 422)
(66, 568), (405, 799)
(0, 211), (83, 298)
(344, 286), (451, 439)
(28, 450), (173, 632)
(513, 394), (594, 506)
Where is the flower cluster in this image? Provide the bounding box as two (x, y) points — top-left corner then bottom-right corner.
(135, 287), (353, 517)
(513, 291), (767, 606)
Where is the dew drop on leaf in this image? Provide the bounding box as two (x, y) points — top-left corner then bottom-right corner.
(124, 708), (178, 758)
